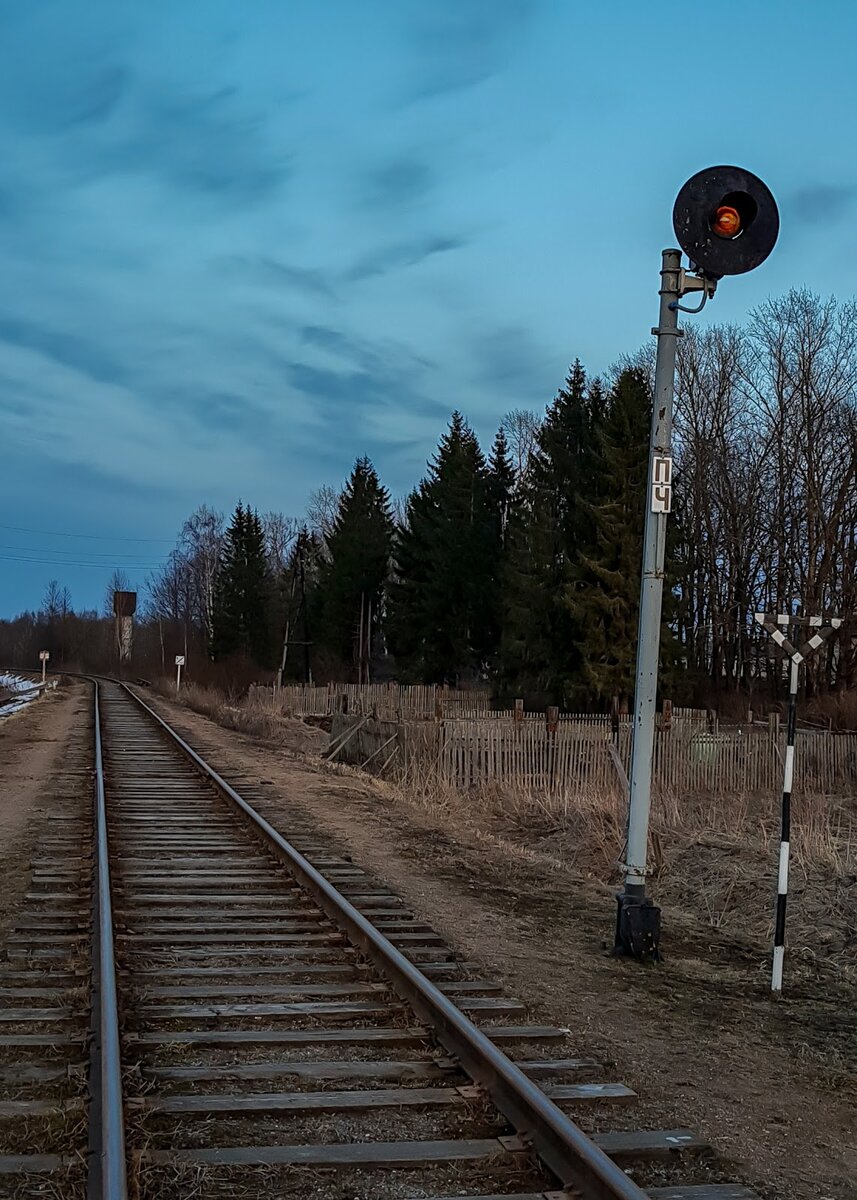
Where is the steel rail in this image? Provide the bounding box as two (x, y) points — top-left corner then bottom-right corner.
(123, 684), (647, 1200)
(91, 681), (129, 1199)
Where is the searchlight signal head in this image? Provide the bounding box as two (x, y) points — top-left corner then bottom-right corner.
(673, 166), (778, 277)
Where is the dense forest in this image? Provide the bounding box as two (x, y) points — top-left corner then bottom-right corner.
(2, 290), (855, 711)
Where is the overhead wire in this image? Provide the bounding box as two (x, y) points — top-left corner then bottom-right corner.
(0, 544), (170, 561)
(0, 554), (162, 570)
(0, 522), (173, 542)
(0, 522), (175, 576)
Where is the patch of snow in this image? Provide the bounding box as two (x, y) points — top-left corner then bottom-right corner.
(0, 674), (42, 718)
(0, 673), (37, 694)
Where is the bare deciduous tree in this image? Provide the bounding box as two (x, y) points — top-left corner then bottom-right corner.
(674, 291), (857, 695)
(261, 511), (300, 574)
(41, 580), (64, 620)
(178, 505), (224, 643)
(306, 485), (338, 546)
(502, 408), (540, 483)
(390, 495), (408, 529)
(103, 569), (131, 617)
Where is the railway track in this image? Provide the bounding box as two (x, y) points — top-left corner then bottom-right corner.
(0, 679), (761, 1199)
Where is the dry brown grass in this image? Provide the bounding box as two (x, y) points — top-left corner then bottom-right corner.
(148, 677), (327, 756)
(805, 688), (857, 731)
(374, 756), (856, 973)
(390, 745), (855, 879)
(151, 677), (224, 717)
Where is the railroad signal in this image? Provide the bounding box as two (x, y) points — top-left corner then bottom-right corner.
(672, 165), (779, 278)
(615, 165), (779, 963)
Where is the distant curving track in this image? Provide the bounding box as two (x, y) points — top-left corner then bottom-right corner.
(0, 678), (761, 1199)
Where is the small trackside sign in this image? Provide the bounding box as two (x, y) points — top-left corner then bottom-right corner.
(39, 651), (50, 661)
(175, 655), (185, 666)
(651, 454), (673, 513)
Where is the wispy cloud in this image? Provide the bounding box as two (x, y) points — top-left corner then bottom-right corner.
(791, 184), (856, 225)
(0, 315), (132, 386)
(217, 256), (339, 301)
(61, 64), (129, 129)
(108, 86), (291, 203)
(471, 325), (554, 401)
(358, 156), (435, 210)
(344, 234), (467, 282)
(400, 0), (540, 101)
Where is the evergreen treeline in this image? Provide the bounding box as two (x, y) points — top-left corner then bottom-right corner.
(123, 363), (654, 706)
(4, 291), (856, 708)
(153, 363), (664, 707)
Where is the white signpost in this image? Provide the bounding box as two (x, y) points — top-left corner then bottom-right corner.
(39, 650), (50, 683)
(175, 654), (185, 694)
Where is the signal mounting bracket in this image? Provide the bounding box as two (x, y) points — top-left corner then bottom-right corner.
(678, 268), (716, 297)
(670, 266), (717, 314)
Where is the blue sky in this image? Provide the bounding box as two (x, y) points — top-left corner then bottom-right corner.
(1, 0), (855, 614)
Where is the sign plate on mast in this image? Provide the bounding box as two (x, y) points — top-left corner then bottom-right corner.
(651, 454), (673, 513)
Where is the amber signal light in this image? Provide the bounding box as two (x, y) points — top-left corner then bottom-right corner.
(711, 204), (742, 239)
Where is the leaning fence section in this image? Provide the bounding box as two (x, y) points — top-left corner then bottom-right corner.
(327, 712), (857, 799)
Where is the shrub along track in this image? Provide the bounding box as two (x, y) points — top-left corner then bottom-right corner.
(0, 679), (762, 1198)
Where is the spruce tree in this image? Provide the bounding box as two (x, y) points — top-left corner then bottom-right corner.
(566, 367), (651, 709)
(499, 361), (603, 703)
(388, 412), (495, 683)
(487, 426), (516, 547)
(485, 426), (516, 663)
(317, 458), (394, 677)
(210, 503), (273, 666)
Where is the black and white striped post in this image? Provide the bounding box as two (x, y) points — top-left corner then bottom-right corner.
(754, 612), (842, 992)
(774, 647), (798, 993)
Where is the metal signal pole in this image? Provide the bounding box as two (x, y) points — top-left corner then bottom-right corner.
(614, 249), (685, 959)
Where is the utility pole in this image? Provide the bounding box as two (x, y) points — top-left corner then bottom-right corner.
(358, 593), (365, 685)
(614, 166), (779, 960)
(299, 538), (311, 685)
(278, 555), (300, 688)
(277, 530), (315, 688)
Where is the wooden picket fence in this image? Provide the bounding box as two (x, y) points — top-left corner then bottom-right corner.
(250, 683), (713, 730)
(251, 682), (494, 720)
(327, 712), (857, 798)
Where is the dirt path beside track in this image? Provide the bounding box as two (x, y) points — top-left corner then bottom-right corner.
(139, 690), (857, 1200)
(0, 680), (88, 934)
